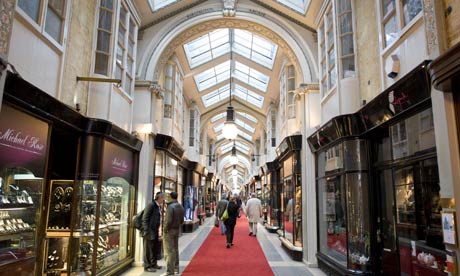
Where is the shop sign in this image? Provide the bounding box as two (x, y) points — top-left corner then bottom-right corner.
(102, 140), (133, 182)
(0, 104), (49, 176)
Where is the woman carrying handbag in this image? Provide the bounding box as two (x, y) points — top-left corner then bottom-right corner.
(223, 194), (240, 248)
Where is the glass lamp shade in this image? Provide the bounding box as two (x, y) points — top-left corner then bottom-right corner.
(230, 154), (238, 165)
(222, 121), (238, 139)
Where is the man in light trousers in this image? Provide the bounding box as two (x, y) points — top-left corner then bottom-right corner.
(161, 192), (184, 276)
(244, 192), (263, 236)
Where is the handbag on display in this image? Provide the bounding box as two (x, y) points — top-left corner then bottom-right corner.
(220, 202), (229, 221)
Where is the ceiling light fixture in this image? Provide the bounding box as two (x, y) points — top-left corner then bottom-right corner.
(230, 140), (238, 165)
(222, 36), (238, 140)
(232, 165), (238, 176)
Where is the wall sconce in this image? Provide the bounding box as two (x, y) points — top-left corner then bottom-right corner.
(207, 154), (216, 166)
(251, 154), (260, 162)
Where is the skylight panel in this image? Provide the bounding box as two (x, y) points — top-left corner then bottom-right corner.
(148, 0), (177, 11)
(211, 112), (226, 123)
(235, 141), (250, 152)
(238, 130), (253, 141)
(220, 142), (233, 153)
(234, 84), (264, 108)
(195, 61), (230, 91)
(216, 133), (225, 141)
(184, 29), (230, 68)
(235, 118), (255, 133)
(234, 61), (269, 92)
(237, 111), (258, 123)
(201, 84), (230, 107)
(234, 29), (278, 69)
(276, 0), (309, 14)
(213, 123), (224, 133)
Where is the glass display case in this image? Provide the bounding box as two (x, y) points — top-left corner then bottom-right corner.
(70, 178), (134, 275)
(0, 168), (44, 274)
(317, 140), (371, 272)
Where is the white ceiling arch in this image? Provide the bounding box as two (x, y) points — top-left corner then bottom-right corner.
(139, 10), (316, 85)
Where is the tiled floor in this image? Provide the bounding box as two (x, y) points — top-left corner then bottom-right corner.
(120, 217), (325, 276)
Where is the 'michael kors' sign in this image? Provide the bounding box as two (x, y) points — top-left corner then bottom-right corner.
(0, 128), (45, 154)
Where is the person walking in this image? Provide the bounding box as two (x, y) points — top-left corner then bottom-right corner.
(142, 191), (164, 272)
(244, 192), (263, 237)
(216, 193), (229, 235)
(236, 194), (242, 218)
(161, 192), (184, 276)
(224, 194), (240, 248)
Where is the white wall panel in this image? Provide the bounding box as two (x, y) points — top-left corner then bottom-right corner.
(9, 20), (61, 97)
(110, 88), (132, 132)
(321, 91), (340, 124)
(339, 78), (360, 115)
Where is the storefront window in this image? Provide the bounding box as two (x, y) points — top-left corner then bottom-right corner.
(391, 108), (436, 159)
(96, 177), (133, 272)
(0, 168), (44, 271)
(319, 175), (347, 266)
(283, 176), (294, 243)
(346, 173), (370, 271)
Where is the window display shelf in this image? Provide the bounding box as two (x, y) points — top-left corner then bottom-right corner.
(46, 231), (71, 238)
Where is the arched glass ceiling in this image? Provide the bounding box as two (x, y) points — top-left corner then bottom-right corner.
(195, 61), (230, 91)
(235, 118), (255, 133)
(201, 84), (230, 108)
(237, 111), (257, 123)
(234, 84), (264, 108)
(195, 61), (269, 94)
(220, 141), (250, 154)
(148, 0), (177, 11)
(277, 0), (309, 14)
(184, 28), (278, 69)
(211, 112), (226, 123)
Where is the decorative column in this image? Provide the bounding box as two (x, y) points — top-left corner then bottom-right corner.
(297, 83), (320, 266)
(0, 0), (16, 111)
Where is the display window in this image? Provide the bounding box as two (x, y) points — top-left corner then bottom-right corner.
(318, 175), (347, 267)
(0, 168), (44, 271)
(317, 140), (371, 270)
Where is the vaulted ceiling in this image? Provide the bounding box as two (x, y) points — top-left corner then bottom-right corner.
(133, 0), (320, 187)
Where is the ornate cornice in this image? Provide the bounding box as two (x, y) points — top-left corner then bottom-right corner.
(153, 19), (299, 80)
(135, 80), (164, 99)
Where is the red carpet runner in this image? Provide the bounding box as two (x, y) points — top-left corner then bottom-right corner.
(181, 213), (274, 276)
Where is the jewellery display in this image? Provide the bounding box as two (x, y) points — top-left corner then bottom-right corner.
(0, 172), (43, 271)
(47, 182), (74, 230)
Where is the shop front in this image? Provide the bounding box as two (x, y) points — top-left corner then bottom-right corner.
(1, 72), (141, 276)
(276, 135), (303, 261)
(308, 61), (450, 276)
(154, 134), (184, 197)
(263, 160), (281, 233)
(204, 173), (217, 217)
(180, 160), (206, 232)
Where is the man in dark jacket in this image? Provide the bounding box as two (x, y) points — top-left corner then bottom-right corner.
(142, 191), (164, 272)
(161, 192), (184, 276)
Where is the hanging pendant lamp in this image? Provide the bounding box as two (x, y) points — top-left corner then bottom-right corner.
(230, 140), (238, 165)
(222, 40), (238, 140)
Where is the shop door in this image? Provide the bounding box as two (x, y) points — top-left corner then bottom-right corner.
(376, 168), (400, 275)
